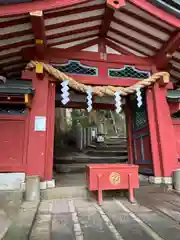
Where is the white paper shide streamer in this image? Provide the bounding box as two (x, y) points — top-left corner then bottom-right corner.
(136, 85), (142, 108)
(87, 87), (92, 112)
(114, 91), (122, 113)
(61, 80), (69, 105)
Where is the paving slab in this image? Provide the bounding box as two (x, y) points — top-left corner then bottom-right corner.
(0, 210), (11, 239)
(8, 183), (180, 240)
(52, 199), (69, 214)
(51, 213), (74, 240)
(51, 199), (75, 240)
(102, 200), (153, 240)
(74, 199), (115, 240)
(30, 201), (53, 240)
(119, 198), (180, 240)
(137, 212), (180, 240)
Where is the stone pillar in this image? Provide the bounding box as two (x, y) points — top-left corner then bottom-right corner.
(76, 125), (83, 150)
(83, 128), (87, 148)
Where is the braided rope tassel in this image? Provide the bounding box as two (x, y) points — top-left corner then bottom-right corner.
(26, 61), (170, 97)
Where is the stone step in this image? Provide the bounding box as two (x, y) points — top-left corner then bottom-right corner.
(41, 186), (89, 200)
(84, 149), (128, 156)
(54, 155), (128, 164)
(104, 140), (127, 144)
(55, 161), (128, 173)
(87, 144), (127, 151)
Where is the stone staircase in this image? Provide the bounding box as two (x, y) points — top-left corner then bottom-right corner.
(54, 137), (128, 173)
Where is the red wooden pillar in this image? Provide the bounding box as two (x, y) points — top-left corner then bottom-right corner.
(26, 72), (50, 180)
(125, 100), (134, 164)
(146, 88), (162, 177)
(152, 82), (177, 177)
(44, 81), (55, 180)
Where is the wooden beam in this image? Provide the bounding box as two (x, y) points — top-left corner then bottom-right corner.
(22, 70), (173, 89)
(22, 47), (153, 65)
(155, 31), (180, 70)
(30, 11), (47, 60)
(0, 0), (92, 16)
(22, 70), (147, 86)
(100, 0), (126, 37)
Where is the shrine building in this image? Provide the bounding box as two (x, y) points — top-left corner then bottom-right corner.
(0, 0), (180, 190)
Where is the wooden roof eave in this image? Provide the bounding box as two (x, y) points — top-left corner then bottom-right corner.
(0, 79), (35, 95)
(167, 89), (180, 102)
(0, 0), (93, 16)
(0, 87), (35, 95)
(147, 0), (180, 19)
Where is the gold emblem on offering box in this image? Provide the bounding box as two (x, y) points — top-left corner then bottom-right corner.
(109, 172), (120, 185)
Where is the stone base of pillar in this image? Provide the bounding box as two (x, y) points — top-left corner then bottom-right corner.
(0, 172), (55, 193)
(148, 176), (172, 185)
(22, 179), (55, 191)
(25, 176), (40, 202)
(39, 179), (55, 190)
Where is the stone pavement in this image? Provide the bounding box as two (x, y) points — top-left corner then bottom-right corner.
(29, 188), (180, 240)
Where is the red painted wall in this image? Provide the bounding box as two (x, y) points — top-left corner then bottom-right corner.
(0, 115), (29, 172)
(172, 120), (180, 160)
(0, 72), (55, 181)
(132, 125), (153, 174)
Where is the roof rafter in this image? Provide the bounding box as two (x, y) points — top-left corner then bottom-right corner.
(99, 0), (126, 37)
(66, 38), (100, 52)
(30, 11), (47, 60)
(44, 3), (104, 19)
(155, 31), (180, 69)
(48, 34), (98, 48)
(47, 25), (100, 41)
(112, 16), (164, 44)
(109, 27), (157, 52)
(46, 15), (102, 31)
(107, 36), (149, 56)
(104, 38), (134, 55)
